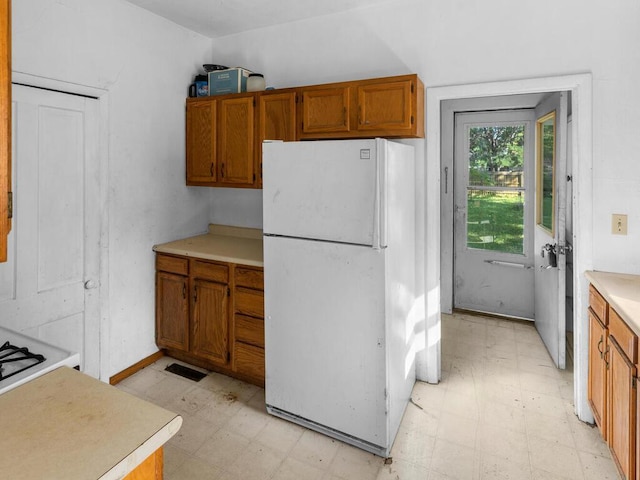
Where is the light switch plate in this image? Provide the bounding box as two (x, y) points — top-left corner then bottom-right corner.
(612, 214), (628, 235)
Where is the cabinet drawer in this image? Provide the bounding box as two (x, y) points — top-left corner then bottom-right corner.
(235, 314), (264, 348)
(235, 287), (264, 318)
(589, 285), (608, 324)
(156, 254), (188, 275)
(235, 267), (264, 290)
(191, 259), (228, 283)
(609, 307), (637, 363)
(234, 342), (265, 381)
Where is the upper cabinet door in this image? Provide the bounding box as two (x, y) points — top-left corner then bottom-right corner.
(0, 0), (11, 262)
(299, 86), (351, 137)
(357, 79), (414, 134)
(186, 99), (216, 186)
(257, 91), (297, 187)
(217, 95), (256, 187)
(258, 91), (297, 143)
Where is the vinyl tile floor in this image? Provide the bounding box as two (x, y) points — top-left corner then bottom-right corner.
(116, 313), (619, 480)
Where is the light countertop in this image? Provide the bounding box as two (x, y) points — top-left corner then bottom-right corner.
(585, 270), (640, 334)
(0, 367), (182, 480)
(153, 224), (263, 267)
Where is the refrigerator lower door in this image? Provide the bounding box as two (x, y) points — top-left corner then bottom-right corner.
(264, 235), (389, 453)
(262, 139), (387, 248)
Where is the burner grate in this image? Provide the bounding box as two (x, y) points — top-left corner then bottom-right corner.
(0, 341), (46, 381)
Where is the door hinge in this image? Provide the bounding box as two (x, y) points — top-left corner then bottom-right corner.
(253, 98), (256, 107)
(253, 173), (256, 182)
(411, 115), (414, 125)
(411, 83), (414, 94)
(227, 286), (230, 297)
(227, 351), (231, 362)
(7, 191), (12, 219)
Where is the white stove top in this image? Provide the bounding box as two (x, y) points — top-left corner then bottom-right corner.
(0, 326), (80, 395)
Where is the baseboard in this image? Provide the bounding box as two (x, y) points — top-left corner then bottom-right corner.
(109, 350), (165, 385)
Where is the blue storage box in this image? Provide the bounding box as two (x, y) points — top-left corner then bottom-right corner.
(208, 67), (252, 95)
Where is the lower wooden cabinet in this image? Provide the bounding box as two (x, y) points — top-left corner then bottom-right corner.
(588, 283), (639, 480)
(190, 278), (229, 365)
(123, 448), (163, 480)
(232, 266), (265, 383)
(155, 253), (264, 386)
(588, 309), (608, 438)
(608, 336), (637, 479)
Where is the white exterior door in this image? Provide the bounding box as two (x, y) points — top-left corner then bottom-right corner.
(0, 85), (101, 377)
(453, 110), (535, 318)
(534, 92), (568, 369)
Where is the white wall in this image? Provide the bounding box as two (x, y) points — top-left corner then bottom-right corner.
(13, 0), (213, 377)
(209, 0), (640, 273)
(209, 0), (640, 381)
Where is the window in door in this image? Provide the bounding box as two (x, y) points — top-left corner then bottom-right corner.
(536, 111), (556, 234)
(465, 123), (527, 254)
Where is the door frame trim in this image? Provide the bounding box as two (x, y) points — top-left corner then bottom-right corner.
(12, 71), (111, 382)
(420, 73), (593, 422)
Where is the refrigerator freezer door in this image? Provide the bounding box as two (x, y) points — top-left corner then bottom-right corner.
(262, 139), (386, 248)
(264, 235), (388, 448)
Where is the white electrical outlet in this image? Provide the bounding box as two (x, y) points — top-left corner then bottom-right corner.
(612, 214), (628, 235)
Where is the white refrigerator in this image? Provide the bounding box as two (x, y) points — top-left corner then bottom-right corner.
(262, 138), (416, 457)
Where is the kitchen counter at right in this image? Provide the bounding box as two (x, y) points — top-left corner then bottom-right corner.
(585, 270), (640, 333)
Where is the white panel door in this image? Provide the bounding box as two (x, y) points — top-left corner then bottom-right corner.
(534, 92), (568, 369)
(264, 235), (388, 446)
(0, 85), (100, 377)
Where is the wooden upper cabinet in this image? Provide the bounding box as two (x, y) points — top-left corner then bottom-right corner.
(357, 79), (414, 134)
(298, 74), (424, 140)
(258, 91), (297, 143)
(186, 100), (216, 186)
(217, 95), (255, 187)
(184, 74), (424, 189)
(257, 90), (297, 186)
(0, 0), (11, 262)
(299, 86), (351, 137)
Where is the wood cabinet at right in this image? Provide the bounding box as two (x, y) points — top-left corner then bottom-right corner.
(588, 283), (638, 480)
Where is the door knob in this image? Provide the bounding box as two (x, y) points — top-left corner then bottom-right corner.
(84, 280), (97, 290)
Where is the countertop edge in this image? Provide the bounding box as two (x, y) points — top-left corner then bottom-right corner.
(99, 415), (183, 480)
(153, 230), (264, 267)
(585, 270), (640, 336)
(152, 243), (264, 267)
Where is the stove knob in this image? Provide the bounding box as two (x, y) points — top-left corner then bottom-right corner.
(84, 280), (97, 290)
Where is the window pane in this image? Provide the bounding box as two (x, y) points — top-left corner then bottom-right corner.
(468, 125), (525, 187)
(538, 115), (555, 232)
(467, 189), (525, 254)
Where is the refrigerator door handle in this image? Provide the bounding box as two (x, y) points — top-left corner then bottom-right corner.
(373, 138), (387, 250)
